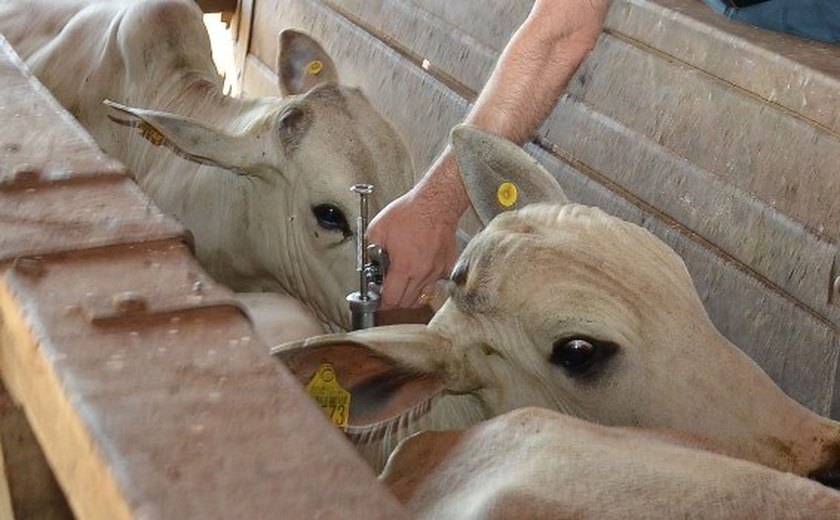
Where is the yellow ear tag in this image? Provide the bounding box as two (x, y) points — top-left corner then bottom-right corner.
(497, 181), (518, 208)
(306, 60), (324, 76)
(139, 122), (166, 146)
(305, 363), (351, 431)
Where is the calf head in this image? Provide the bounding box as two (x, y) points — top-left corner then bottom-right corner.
(276, 125), (840, 479)
(106, 30), (413, 330)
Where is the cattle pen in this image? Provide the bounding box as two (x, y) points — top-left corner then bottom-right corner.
(1, 0), (839, 518)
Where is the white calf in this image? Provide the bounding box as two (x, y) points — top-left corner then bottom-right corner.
(0, 0), (414, 331)
(276, 126), (840, 483)
(382, 408), (840, 519)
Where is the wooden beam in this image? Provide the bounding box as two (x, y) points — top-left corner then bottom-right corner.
(0, 438), (14, 520)
(194, 0), (238, 13)
(0, 386), (73, 520)
(0, 279), (134, 520)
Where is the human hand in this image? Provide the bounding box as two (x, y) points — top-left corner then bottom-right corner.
(367, 184), (462, 309)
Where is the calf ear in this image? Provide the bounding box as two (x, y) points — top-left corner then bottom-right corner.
(272, 325), (458, 437)
(104, 99), (256, 171)
(451, 124), (568, 226)
(277, 29), (339, 96)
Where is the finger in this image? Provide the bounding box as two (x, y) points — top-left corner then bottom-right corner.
(399, 275), (427, 309)
(411, 272), (447, 310)
(404, 262), (450, 309)
(381, 270), (411, 309)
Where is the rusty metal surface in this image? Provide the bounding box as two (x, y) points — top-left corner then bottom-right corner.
(0, 34), (408, 518)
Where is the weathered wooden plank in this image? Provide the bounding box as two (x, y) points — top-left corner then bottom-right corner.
(403, 0), (529, 52)
(0, 387), (72, 520)
(232, 0), (255, 95)
(314, 0), (496, 97)
(0, 36), (126, 185)
(0, 277), (134, 520)
(311, 0), (514, 98)
(0, 421), (14, 520)
(0, 463), (11, 520)
(243, 0), (840, 415)
(327, 0), (840, 133)
(0, 178), (184, 262)
(0, 241), (408, 519)
(195, 0), (238, 12)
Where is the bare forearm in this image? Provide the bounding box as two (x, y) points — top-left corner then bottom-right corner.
(369, 1), (609, 307)
(467, 0), (609, 143)
(419, 0), (610, 219)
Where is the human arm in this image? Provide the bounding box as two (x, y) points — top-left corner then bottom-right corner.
(368, 0), (611, 309)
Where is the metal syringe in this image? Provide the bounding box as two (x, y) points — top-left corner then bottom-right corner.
(346, 184), (380, 330)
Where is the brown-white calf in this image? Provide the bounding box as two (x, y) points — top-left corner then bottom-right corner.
(0, 0), (414, 331)
(277, 125), (840, 484)
(382, 407), (840, 519)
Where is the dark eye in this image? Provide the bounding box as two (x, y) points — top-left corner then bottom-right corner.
(549, 337), (617, 375)
(311, 204), (350, 235)
(450, 260), (469, 286)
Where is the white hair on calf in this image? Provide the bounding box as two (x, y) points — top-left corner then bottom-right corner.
(382, 408), (840, 520)
(0, 0), (414, 331)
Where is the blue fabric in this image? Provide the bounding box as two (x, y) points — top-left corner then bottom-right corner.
(702, 0), (840, 43)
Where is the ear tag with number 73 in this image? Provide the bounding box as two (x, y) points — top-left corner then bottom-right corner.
(305, 363), (351, 431)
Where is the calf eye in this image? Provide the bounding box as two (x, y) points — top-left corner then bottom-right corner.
(550, 337), (617, 375)
(312, 204), (350, 235)
(451, 260), (469, 286)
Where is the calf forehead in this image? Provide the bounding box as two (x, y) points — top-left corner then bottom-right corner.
(291, 86), (412, 202)
(454, 204), (697, 315)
